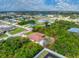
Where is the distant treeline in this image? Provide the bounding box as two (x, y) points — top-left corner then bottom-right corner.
(0, 11), (79, 15)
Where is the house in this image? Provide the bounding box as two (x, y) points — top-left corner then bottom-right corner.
(4, 18), (18, 23)
(26, 24), (36, 27)
(28, 32), (45, 42)
(25, 28), (33, 32)
(37, 19), (49, 27)
(0, 30), (4, 34)
(28, 32), (55, 46)
(0, 25), (16, 32)
(34, 48), (65, 58)
(68, 28), (79, 33)
(37, 19), (48, 23)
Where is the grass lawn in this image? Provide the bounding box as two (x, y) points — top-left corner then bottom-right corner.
(0, 34), (8, 39)
(25, 32), (34, 35)
(9, 28), (24, 34)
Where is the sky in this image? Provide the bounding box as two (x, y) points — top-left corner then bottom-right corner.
(0, 0), (79, 11)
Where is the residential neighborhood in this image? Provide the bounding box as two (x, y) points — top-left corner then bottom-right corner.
(0, 12), (79, 58)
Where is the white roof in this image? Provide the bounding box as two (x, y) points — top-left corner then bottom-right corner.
(0, 25), (10, 28)
(38, 19), (48, 23)
(68, 28), (79, 33)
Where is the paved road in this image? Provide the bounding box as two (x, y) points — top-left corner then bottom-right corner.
(0, 20), (30, 40)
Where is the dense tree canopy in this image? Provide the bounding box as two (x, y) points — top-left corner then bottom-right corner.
(33, 20), (79, 58)
(18, 19), (36, 25)
(0, 36), (43, 58)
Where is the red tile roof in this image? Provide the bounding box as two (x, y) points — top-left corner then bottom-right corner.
(28, 32), (44, 42)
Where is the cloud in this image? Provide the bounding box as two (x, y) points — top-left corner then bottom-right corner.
(0, 0), (79, 11)
(55, 0), (78, 11)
